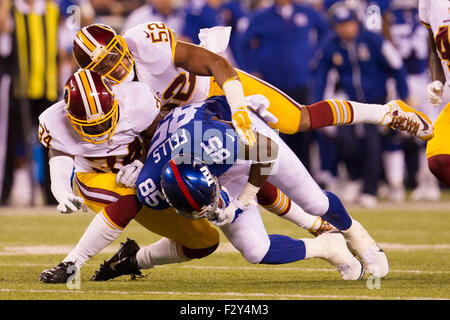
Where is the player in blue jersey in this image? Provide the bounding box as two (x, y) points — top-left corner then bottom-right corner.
(93, 95), (389, 281)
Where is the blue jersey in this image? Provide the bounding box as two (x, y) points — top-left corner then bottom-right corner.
(390, 1), (428, 74)
(136, 96), (240, 210)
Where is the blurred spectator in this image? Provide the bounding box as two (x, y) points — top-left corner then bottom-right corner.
(122, 0), (185, 34)
(388, 0), (441, 201)
(324, 0), (393, 42)
(1, 0), (62, 206)
(182, 0), (249, 67)
(240, 0), (329, 171)
(313, 2), (409, 207)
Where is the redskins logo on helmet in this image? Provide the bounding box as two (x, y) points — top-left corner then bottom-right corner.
(64, 70), (119, 144)
(72, 24), (134, 85)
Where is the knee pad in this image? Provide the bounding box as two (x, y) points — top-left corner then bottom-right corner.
(182, 242), (219, 259)
(428, 154), (450, 187)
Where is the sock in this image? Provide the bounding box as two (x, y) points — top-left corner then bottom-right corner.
(63, 210), (122, 268)
(257, 182), (291, 216)
(321, 191), (353, 231)
(302, 237), (328, 260)
(259, 234), (306, 264)
(307, 99), (390, 131)
(257, 182), (328, 232)
(136, 237), (190, 269)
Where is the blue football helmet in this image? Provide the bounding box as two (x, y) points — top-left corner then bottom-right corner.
(160, 154), (221, 219)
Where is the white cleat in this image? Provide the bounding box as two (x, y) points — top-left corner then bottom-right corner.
(341, 220), (389, 278)
(382, 100), (434, 141)
(317, 231), (365, 281)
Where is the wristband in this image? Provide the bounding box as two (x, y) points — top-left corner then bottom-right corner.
(222, 78), (247, 111)
(238, 182), (260, 207)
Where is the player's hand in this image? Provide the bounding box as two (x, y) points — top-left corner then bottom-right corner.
(116, 160), (144, 188)
(57, 194), (84, 214)
(246, 94), (278, 124)
(208, 189), (244, 227)
(426, 80), (444, 106)
(231, 106), (256, 146)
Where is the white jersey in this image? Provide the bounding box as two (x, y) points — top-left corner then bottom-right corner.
(419, 0), (450, 82)
(121, 22), (211, 109)
(38, 81), (159, 173)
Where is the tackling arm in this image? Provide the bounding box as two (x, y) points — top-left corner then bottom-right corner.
(174, 41), (256, 146)
(48, 149), (84, 213)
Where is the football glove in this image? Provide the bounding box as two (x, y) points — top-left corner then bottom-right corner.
(116, 160), (144, 188)
(232, 106), (256, 146)
(426, 80), (444, 105)
(56, 194), (85, 214)
(246, 94), (278, 124)
(209, 189), (245, 227)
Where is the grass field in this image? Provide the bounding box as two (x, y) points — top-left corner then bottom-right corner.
(0, 200), (449, 301)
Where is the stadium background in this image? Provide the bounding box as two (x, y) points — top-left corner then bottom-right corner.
(0, 0), (449, 301)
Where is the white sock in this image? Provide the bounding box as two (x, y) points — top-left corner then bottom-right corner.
(63, 210), (122, 269)
(350, 101), (390, 125)
(279, 202), (323, 232)
(302, 237), (327, 260)
(136, 238), (190, 269)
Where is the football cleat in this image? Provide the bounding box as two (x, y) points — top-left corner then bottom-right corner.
(341, 220), (389, 278)
(308, 217), (337, 237)
(316, 231), (365, 281)
(40, 261), (77, 284)
(91, 238), (141, 281)
(382, 100), (434, 141)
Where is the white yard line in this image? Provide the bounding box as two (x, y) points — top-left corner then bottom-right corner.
(1, 242), (449, 256)
(0, 288), (447, 300)
(0, 263), (448, 275)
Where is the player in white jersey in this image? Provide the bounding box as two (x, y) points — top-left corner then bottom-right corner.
(69, 21), (437, 234)
(419, 0), (450, 187)
(39, 70), (221, 283)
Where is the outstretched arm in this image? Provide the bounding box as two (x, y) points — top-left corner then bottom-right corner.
(174, 41), (256, 145)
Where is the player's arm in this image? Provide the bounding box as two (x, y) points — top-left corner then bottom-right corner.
(47, 148), (84, 214)
(212, 130), (278, 226)
(174, 41), (256, 146)
(426, 26), (446, 105)
(115, 111), (168, 188)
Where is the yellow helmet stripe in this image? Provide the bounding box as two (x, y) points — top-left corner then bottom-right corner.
(79, 71), (99, 116)
(73, 71), (93, 118)
(77, 30), (97, 53)
(85, 70), (103, 114)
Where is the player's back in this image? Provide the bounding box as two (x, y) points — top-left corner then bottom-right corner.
(121, 22), (211, 109)
(137, 96), (240, 210)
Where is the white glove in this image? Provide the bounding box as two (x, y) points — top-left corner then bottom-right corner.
(57, 194), (85, 214)
(116, 160), (144, 188)
(246, 94), (278, 124)
(426, 80), (444, 106)
(209, 189), (245, 227)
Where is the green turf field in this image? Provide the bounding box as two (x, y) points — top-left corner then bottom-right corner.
(0, 201), (449, 300)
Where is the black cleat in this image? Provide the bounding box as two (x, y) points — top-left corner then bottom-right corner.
(40, 261), (77, 284)
(91, 238), (142, 281)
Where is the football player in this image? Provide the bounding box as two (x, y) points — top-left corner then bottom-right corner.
(420, 0), (450, 186)
(72, 22), (435, 237)
(92, 94), (388, 281)
(39, 70), (220, 283)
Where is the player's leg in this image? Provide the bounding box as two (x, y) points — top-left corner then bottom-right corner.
(209, 71), (433, 140)
(249, 114), (389, 277)
(219, 204), (364, 280)
(426, 102), (450, 187)
(257, 181), (336, 236)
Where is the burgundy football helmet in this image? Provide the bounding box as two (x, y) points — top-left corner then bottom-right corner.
(72, 24), (134, 84)
(64, 70), (119, 144)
